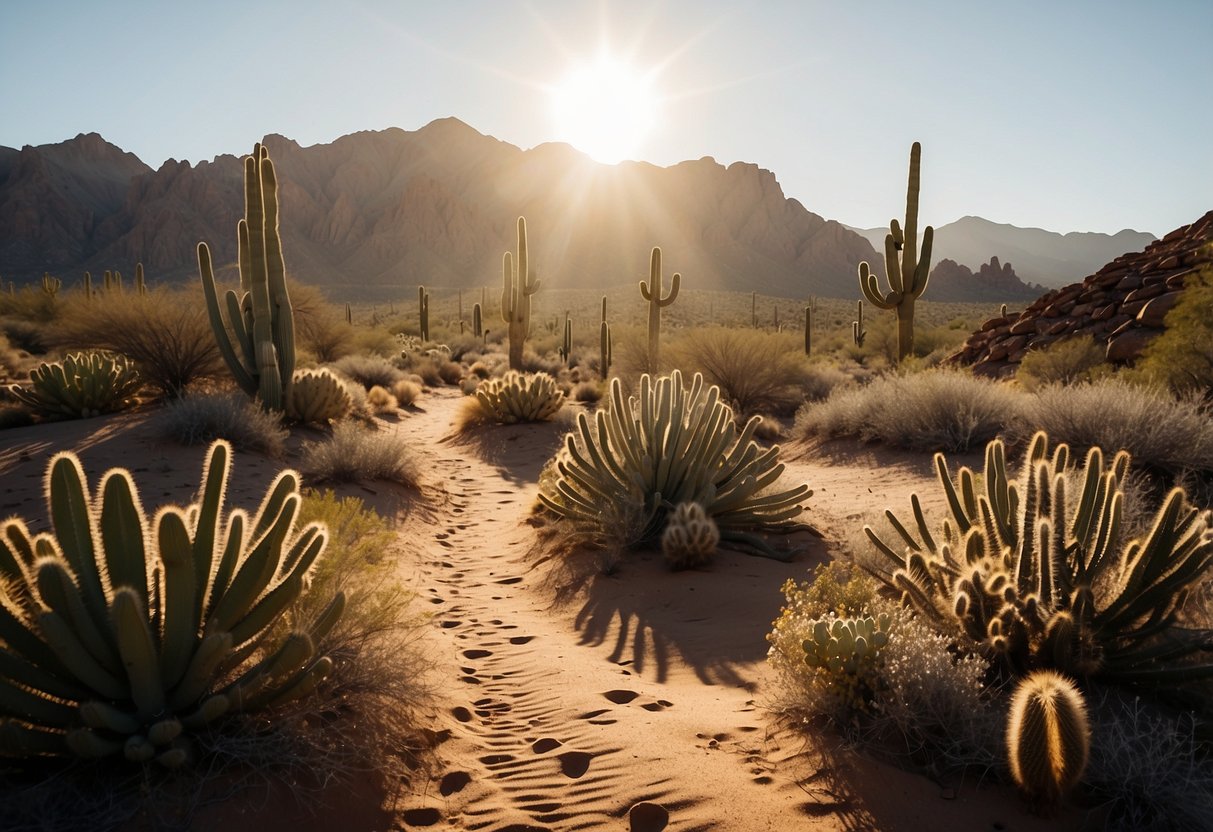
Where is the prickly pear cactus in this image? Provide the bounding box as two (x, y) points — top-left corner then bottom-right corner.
(661, 502), (719, 570)
(797, 612), (892, 710)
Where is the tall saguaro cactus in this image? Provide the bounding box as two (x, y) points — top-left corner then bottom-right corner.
(501, 217), (539, 371)
(600, 296), (613, 376)
(198, 143), (296, 412)
(418, 286), (430, 341)
(639, 247), (680, 371)
(858, 142), (933, 362)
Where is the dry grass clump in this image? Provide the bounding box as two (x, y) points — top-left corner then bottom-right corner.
(300, 422), (420, 486)
(330, 354), (404, 389)
(437, 360), (463, 385)
(573, 381), (602, 403)
(50, 289), (223, 397)
(0, 403), (35, 430)
(365, 385), (399, 414)
(1009, 379), (1213, 497)
(670, 327), (816, 417)
(0, 318), (48, 354)
(795, 368), (1020, 452)
(156, 392), (288, 456)
(391, 378), (421, 406)
(1016, 335), (1110, 391)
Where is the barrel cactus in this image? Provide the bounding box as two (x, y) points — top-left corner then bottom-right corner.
(800, 612), (892, 711)
(538, 371), (811, 558)
(0, 440), (343, 767)
(287, 368), (353, 425)
(8, 352), (141, 419)
(661, 502), (720, 570)
(1006, 670), (1090, 806)
(473, 371), (564, 424)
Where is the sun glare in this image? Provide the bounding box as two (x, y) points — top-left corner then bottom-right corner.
(551, 57), (658, 164)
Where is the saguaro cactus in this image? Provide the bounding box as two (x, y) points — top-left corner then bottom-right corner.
(858, 142), (933, 362)
(473, 302), (483, 337)
(418, 286), (430, 341)
(40, 272), (61, 300)
(501, 217), (539, 371)
(639, 247), (680, 371)
(198, 142), (296, 412)
(852, 300), (866, 347)
(1006, 670), (1090, 806)
(134, 263), (147, 296)
(558, 313), (572, 364)
(82, 271), (93, 299)
(600, 296), (612, 376)
(804, 305), (812, 356)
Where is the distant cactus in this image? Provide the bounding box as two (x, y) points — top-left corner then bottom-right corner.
(82, 271), (93, 299)
(345, 302), (352, 325)
(287, 368), (353, 425)
(40, 272), (61, 300)
(134, 263), (147, 296)
(858, 142), (933, 362)
(473, 370), (564, 424)
(639, 247), (679, 371)
(9, 352), (141, 419)
(501, 217), (539, 371)
(1006, 670), (1090, 806)
(599, 296), (613, 376)
(661, 502), (720, 570)
(473, 302), (483, 337)
(804, 305), (812, 355)
(558, 313), (571, 364)
(104, 270), (123, 294)
(1000, 303), (1009, 318)
(0, 441), (342, 766)
(198, 143), (296, 412)
(852, 300), (866, 348)
(418, 286), (430, 341)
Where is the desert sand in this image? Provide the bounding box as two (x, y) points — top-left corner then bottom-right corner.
(0, 388), (1090, 831)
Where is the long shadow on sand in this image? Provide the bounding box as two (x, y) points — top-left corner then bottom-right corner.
(555, 531), (828, 687)
(443, 419), (571, 485)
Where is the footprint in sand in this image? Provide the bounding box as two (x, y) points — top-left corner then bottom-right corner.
(400, 807), (442, 827)
(508, 635), (534, 645)
(640, 700), (674, 712)
(438, 771), (472, 795)
(451, 706), (473, 722)
(462, 649), (492, 659)
(628, 802), (670, 832)
(602, 690), (639, 705)
(479, 753), (515, 766)
(531, 738), (562, 753)
(557, 750), (592, 778)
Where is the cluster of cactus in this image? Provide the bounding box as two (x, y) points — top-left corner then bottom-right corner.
(199, 143), (296, 412)
(866, 430), (1213, 684)
(800, 612), (892, 710)
(538, 371), (811, 557)
(660, 502), (720, 570)
(473, 371), (564, 424)
(639, 247), (679, 370)
(0, 441), (343, 767)
(501, 217), (539, 371)
(418, 286), (430, 342)
(9, 352), (141, 419)
(852, 300), (866, 348)
(287, 368), (353, 425)
(858, 142), (932, 362)
(1005, 670), (1090, 806)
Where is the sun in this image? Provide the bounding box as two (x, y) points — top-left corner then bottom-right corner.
(551, 56), (658, 164)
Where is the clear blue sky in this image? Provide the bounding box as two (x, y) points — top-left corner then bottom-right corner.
(2, 0), (1209, 235)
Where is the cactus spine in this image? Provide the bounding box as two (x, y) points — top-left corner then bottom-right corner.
(501, 217), (539, 371)
(858, 142), (933, 362)
(198, 143), (296, 412)
(599, 296), (612, 376)
(418, 286), (430, 342)
(852, 300), (866, 347)
(1006, 670), (1090, 806)
(639, 247), (679, 371)
(473, 302), (483, 337)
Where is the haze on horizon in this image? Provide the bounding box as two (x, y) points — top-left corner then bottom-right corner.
(2, 0), (1209, 237)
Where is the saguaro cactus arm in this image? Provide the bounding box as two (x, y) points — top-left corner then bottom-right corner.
(639, 247), (680, 369)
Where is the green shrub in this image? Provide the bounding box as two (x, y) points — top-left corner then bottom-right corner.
(9, 351), (141, 419)
(156, 392), (288, 456)
(1017, 336), (1110, 391)
(300, 422), (419, 486)
(0, 440), (342, 767)
(1133, 256), (1213, 397)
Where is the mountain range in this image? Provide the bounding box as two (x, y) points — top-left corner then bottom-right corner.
(0, 120), (1153, 303)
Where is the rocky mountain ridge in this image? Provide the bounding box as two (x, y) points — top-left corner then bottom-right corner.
(923, 256), (1043, 303)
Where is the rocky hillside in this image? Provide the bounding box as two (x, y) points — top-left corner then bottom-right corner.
(924, 256), (1042, 303)
(951, 211), (1213, 377)
(0, 121), (883, 300)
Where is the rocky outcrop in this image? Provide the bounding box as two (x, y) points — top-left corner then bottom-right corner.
(926, 256), (1043, 303)
(0, 120), (881, 299)
(950, 211), (1213, 377)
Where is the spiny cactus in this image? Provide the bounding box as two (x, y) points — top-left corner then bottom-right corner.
(661, 502), (720, 570)
(418, 286), (430, 342)
(866, 431), (1213, 685)
(40, 273), (61, 300)
(538, 371), (811, 558)
(639, 247), (679, 371)
(599, 296), (612, 376)
(1006, 670), (1090, 806)
(858, 142), (933, 362)
(473, 302), (483, 337)
(558, 314), (571, 364)
(0, 441), (343, 766)
(103, 270), (123, 294)
(287, 368), (353, 425)
(198, 142), (296, 412)
(852, 299), (866, 348)
(82, 271), (93, 299)
(473, 371), (564, 424)
(801, 612), (891, 675)
(9, 352), (141, 419)
(135, 263), (147, 296)
(501, 217), (539, 371)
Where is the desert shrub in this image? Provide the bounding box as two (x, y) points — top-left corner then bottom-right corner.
(866, 430), (1213, 692)
(1016, 335), (1110, 391)
(0, 286), (57, 324)
(407, 356), (444, 387)
(572, 380), (602, 404)
(300, 422), (419, 486)
(799, 363), (855, 402)
(8, 351), (141, 419)
(390, 378), (421, 407)
(50, 289), (223, 397)
(1010, 379), (1213, 493)
(349, 326), (401, 357)
(0, 441), (342, 766)
(794, 368), (1020, 452)
(669, 327), (814, 418)
(538, 371), (810, 558)
(365, 385), (398, 414)
(471, 371), (564, 425)
(289, 280), (356, 363)
(437, 360), (463, 385)
(1132, 256), (1213, 397)
(752, 414), (782, 441)
(156, 392), (288, 456)
(0, 332), (28, 378)
(330, 354), (404, 390)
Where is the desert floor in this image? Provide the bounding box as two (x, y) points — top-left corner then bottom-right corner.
(0, 388), (1091, 831)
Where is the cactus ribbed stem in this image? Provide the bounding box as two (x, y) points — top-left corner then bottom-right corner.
(639, 247), (680, 371)
(500, 217), (539, 371)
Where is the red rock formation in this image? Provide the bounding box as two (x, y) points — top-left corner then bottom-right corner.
(950, 211), (1213, 376)
(927, 256), (1043, 303)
